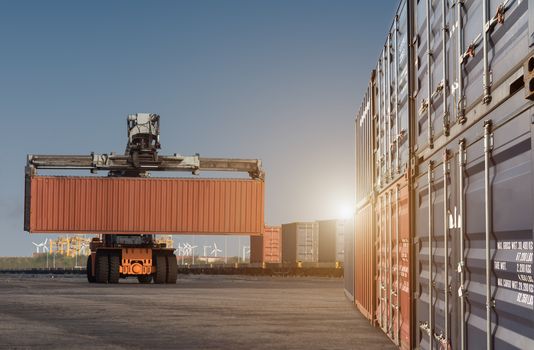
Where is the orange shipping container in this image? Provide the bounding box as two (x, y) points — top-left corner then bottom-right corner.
(375, 177), (411, 349)
(354, 202), (376, 321)
(25, 176), (264, 235)
(250, 226), (282, 264)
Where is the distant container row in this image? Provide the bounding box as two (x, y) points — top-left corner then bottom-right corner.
(250, 220), (349, 265)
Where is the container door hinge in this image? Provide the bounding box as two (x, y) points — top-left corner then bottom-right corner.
(458, 285), (468, 298)
(484, 121), (494, 152)
(457, 260), (465, 273)
(419, 321), (431, 336)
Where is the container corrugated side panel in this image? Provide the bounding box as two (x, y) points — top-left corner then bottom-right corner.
(354, 203), (376, 321)
(376, 176), (411, 349)
(28, 176), (264, 235)
(263, 226), (281, 263)
(414, 0), (530, 154)
(250, 235), (263, 263)
(355, 72), (375, 207)
(375, 0), (409, 192)
(282, 223), (297, 264)
(318, 220), (337, 263)
(415, 151), (451, 350)
(344, 215), (355, 301)
(296, 222), (319, 263)
(462, 106), (534, 350)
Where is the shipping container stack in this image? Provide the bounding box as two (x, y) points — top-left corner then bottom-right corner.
(350, 0), (534, 349)
(281, 220), (348, 267)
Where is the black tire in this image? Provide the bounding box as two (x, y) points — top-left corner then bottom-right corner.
(86, 255), (96, 283)
(153, 254), (166, 284)
(138, 275), (152, 284)
(108, 252), (120, 284)
(166, 254), (178, 284)
(95, 252), (109, 283)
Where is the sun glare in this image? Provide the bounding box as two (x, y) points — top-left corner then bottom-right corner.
(338, 204), (353, 220)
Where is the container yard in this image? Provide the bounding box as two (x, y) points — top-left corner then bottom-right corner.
(0, 274), (394, 350)
(1, 1), (533, 349)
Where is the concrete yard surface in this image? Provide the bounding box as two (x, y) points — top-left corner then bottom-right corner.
(0, 274), (395, 350)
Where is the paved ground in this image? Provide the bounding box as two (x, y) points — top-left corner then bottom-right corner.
(0, 274), (395, 350)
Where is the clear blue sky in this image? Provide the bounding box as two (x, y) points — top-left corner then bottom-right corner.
(0, 1), (396, 256)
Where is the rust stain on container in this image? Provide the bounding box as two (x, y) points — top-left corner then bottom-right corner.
(27, 176), (264, 235)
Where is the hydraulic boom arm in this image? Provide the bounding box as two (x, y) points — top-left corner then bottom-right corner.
(26, 154), (263, 179)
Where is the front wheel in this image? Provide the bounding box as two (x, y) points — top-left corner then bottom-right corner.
(95, 252), (109, 283)
(166, 255), (178, 284)
(86, 255), (96, 283)
(108, 252), (120, 284)
(153, 255), (166, 284)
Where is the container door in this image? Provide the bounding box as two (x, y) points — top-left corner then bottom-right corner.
(376, 178), (411, 349)
(462, 109), (534, 350)
(376, 190), (389, 332)
(397, 179), (411, 350)
(355, 203), (376, 320)
(415, 152), (457, 350)
(297, 223), (318, 263)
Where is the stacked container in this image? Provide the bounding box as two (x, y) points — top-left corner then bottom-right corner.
(354, 71), (378, 323)
(350, 0), (534, 349)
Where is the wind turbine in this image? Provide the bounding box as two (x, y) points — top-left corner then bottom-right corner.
(189, 244), (198, 265)
(211, 243), (222, 257)
(242, 246), (250, 262)
(42, 241), (49, 253)
(80, 242), (89, 256)
(184, 243), (192, 264)
(203, 245), (212, 258)
(42, 240), (50, 268)
(176, 243), (184, 258)
(177, 243), (185, 265)
(32, 238), (48, 254)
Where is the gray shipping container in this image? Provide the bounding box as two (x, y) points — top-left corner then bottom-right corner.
(375, 0), (410, 193)
(282, 222), (319, 264)
(414, 0), (531, 156)
(318, 219), (347, 263)
(415, 92), (534, 350)
(413, 0), (534, 349)
(352, 0), (534, 348)
(355, 72), (376, 208)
